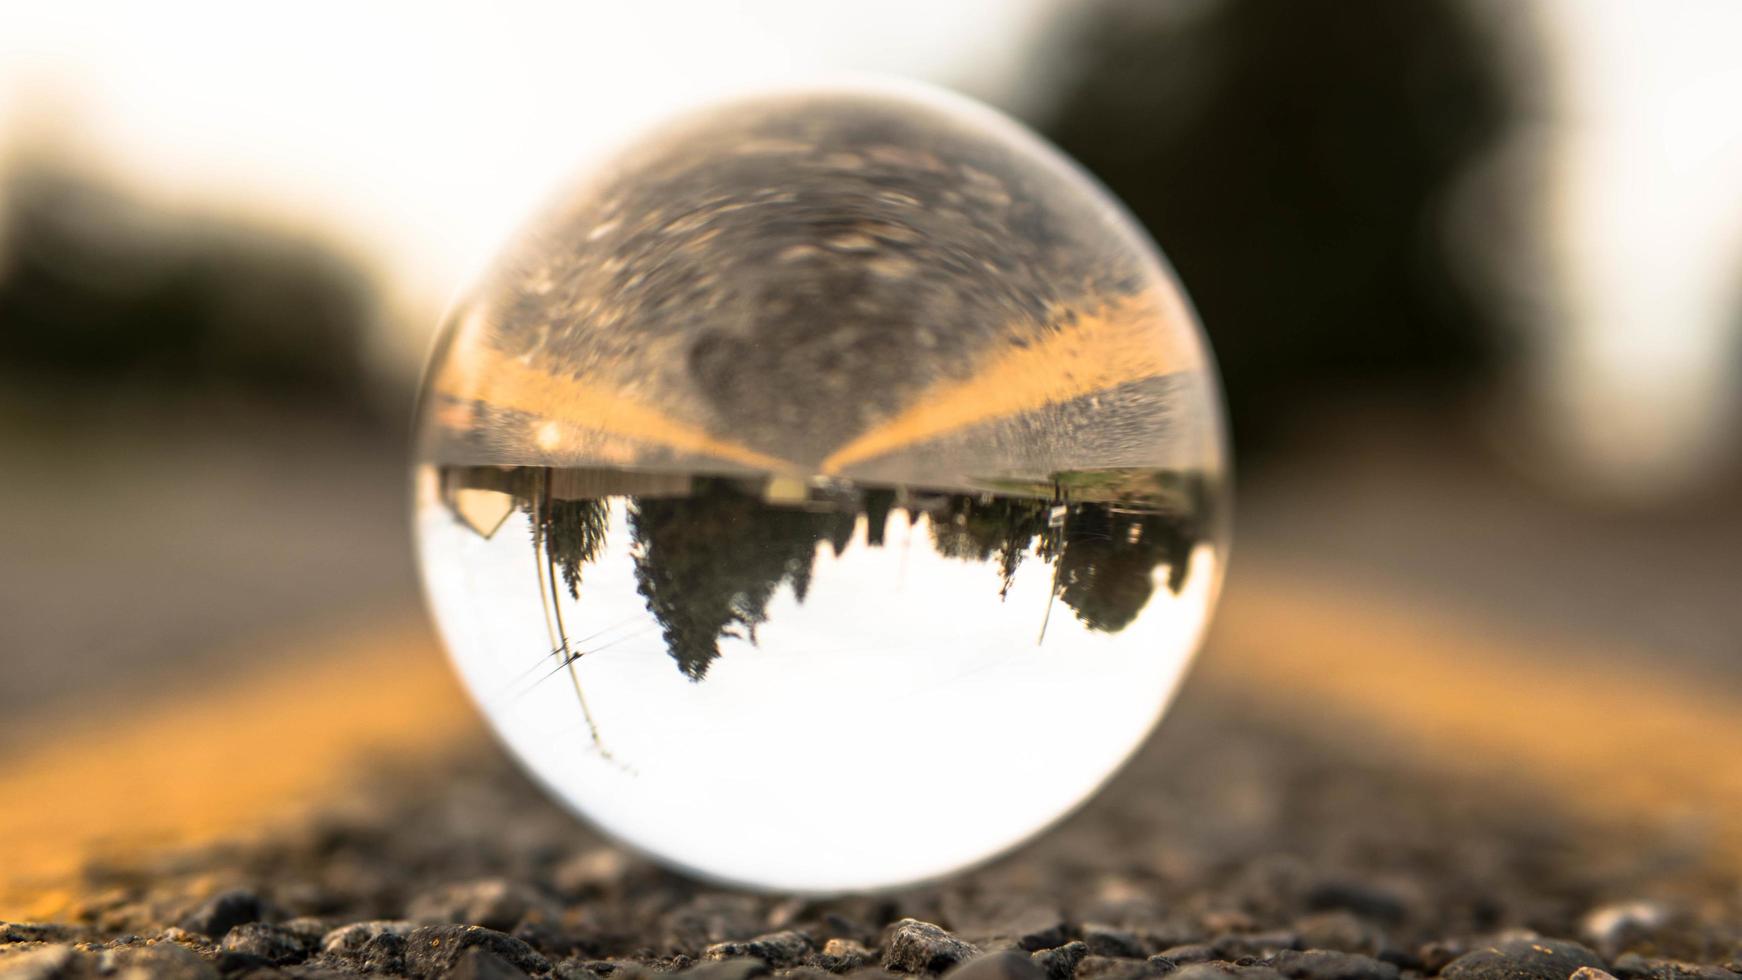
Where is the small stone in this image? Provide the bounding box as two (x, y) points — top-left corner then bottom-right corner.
(221, 922), (313, 965)
(322, 919), (416, 954)
(1572, 969), (1621, 980)
(666, 896), (767, 950)
(1032, 942), (1089, 980)
(945, 951), (1049, 980)
(1156, 947), (1216, 966)
(1302, 882), (1409, 926)
(153, 927), (212, 950)
(1170, 966), (1283, 980)
(1083, 927), (1147, 960)
(1441, 938), (1607, 980)
(358, 933), (411, 975)
(1416, 941), (1467, 976)
(1610, 955), (1737, 980)
(450, 947), (535, 980)
(884, 920), (979, 975)
(0, 944), (83, 980)
(407, 879), (557, 932)
(1292, 915), (1384, 957)
(553, 849), (634, 897)
(1211, 935), (1301, 961)
(402, 925), (551, 979)
(1267, 950), (1398, 980)
(177, 889), (271, 940)
(0, 923), (79, 945)
(818, 939), (876, 973)
(102, 941), (218, 980)
(678, 958), (772, 980)
(1075, 955), (1171, 980)
(1582, 905), (1672, 961)
(706, 931), (814, 966)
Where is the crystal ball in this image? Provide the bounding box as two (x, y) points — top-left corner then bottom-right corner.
(413, 81), (1229, 892)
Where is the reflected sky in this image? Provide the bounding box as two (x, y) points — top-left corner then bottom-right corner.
(417, 465), (1218, 891)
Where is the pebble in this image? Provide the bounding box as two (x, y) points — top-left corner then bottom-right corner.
(1609, 955), (1740, 980)
(0, 944), (84, 980)
(944, 950), (1050, 980)
(407, 878), (556, 932)
(101, 940), (218, 980)
(817, 939), (876, 972)
(705, 930), (814, 966)
(1267, 949), (1399, 980)
(177, 888), (271, 940)
(1083, 926), (1148, 960)
(1581, 905), (1670, 961)
(676, 958), (773, 980)
(1572, 969), (1621, 980)
(401, 924), (551, 979)
(1032, 942), (1090, 980)
(450, 947), (536, 980)
(1302, 882), (1409, 926)
(1292, 916), (1384, 958)
(322, 919), (417, 954)
(1171, 965), (1283, 980)
(1157, 947), (1217, 966)
(0, 924), (79, 945)
(883, 920), (979, 974)
(221, 922), (315, 964)
(1074, 955), (1173, 980)
(552, 849), (634, 897)
(1440, 938), (1607, 980)
(1213, 935), (1303, 960)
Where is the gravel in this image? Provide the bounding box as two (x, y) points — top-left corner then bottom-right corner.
(2, 694), (1738, 980)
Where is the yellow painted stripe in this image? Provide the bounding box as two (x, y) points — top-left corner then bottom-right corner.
(0, 619), (475, 921)
(5, 569), (1738, 919)
(820, 288), (1202, 474)
(436, 345), (793, 473)
(1202, 563), (1742, 862)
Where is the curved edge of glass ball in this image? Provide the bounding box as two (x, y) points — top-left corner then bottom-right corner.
(412, 76), (1233, 894)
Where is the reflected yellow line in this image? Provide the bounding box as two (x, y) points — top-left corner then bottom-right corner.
(436, 345), (792, 473)
(820, 288), (1202, 474)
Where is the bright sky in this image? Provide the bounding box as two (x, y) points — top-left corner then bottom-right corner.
(1529, 0), (1742, 497)
(2, 1), (1738, 494)
(417, 486), (1216, 892)
(0, 0), (1059, 371)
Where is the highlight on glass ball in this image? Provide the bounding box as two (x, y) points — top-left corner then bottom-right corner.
(413, 81), (1229, 892)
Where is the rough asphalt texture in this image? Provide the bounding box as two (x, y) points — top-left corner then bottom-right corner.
(4, 692), (1738, 980)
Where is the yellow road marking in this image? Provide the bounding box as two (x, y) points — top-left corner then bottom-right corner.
(435, 344), (793, 473)
(820, 288), (1203, 474)
(1202, 563), (1742, 862)
(4, 566), (1737, 919)
(0, 618), (477, 921)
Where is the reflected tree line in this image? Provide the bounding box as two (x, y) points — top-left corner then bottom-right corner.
(511, 470), (1206, 682)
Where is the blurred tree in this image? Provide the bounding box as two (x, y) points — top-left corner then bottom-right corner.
(0, 168), (377, 409)
(1042, 0), (1510, 450)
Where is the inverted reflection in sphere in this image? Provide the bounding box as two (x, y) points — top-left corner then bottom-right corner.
(414, 82), (1230, 892)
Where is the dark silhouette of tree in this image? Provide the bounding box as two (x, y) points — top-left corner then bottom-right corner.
(489, 464), (1211, 683)
(534, 498), (611, 599)
(929, 496), (1056, 598)
(1054, 505), (1199, 633)
(1041, 0), (1511, 450)
(628, 479), (837, 681)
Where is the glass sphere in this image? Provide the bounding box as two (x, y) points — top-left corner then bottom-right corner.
(413, 81), (1229, 892)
